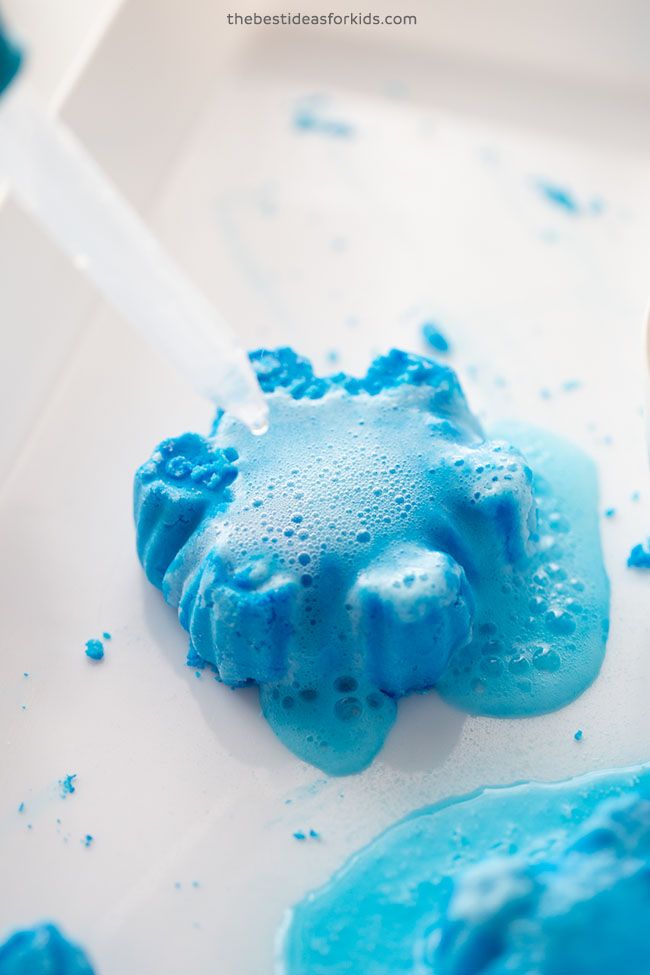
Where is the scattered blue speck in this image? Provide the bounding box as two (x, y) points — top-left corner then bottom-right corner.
(421, 322), (450, 354)
(562, 380), (582, 393)
(23, 672), (29, 678)
(574, 729), (584, 741)
(604, 508), (616, 519)
(174, 881), (182, 890)
(82, 834), (93, 848)
(628, 541), (650, 569)
(59, 774), (77, 798)
(192, 881), (200, 889)
(18, 802), (25, 814)
(85, 639), (104, 661)
(294, 110), (354, 138)
(20, 704), (27, 711)
(293, 831), (307, 841)
(536, 181), (579, 214)
(309, 829), (320, 839)
(539, 388), (552, 400)
(631, 491), (641, 502)
(102, 631), (112, 641)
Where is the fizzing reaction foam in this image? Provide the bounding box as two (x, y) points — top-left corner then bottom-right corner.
(135, 348), (609, 774)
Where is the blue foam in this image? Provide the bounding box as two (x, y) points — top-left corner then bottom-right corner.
(134, 348), (609, 774)
(0, 924), (95, 975)
(279, 765), (650, 974)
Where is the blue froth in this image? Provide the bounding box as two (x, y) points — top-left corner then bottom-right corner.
(278, 765), (650, 975)
(0, 924), (95, 975)
(134, 348), (609, 774)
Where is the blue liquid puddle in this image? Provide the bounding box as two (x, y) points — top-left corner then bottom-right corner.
(135, 349), (609, 774)
(0, 924), (95, 974)
(278, 765), (650, 975)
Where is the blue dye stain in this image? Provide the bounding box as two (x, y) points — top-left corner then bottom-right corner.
(279, 765), (650, 975)
(84, 639), (104, 661)
(0, 924), (95, 974)
(58, 774), (77, 798)
(604, 507), (616, 518)
(134, 348), (609, 775)
(293, 100), (354, 139)
(537, 180), (579, 213)
(82, 835), (93, 848)
(535, 180), (604, 218)
(421, 322), (451, 354)
(575, 728), (584, 741)
(628, 541), (650, 569)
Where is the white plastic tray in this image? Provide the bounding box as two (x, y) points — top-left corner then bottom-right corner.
(1, 3), (650, 973)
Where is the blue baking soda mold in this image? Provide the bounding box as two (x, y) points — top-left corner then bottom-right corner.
(134, 349), (609, 774)
(279, 765), (650, 975)
(0, 924), (95, 975)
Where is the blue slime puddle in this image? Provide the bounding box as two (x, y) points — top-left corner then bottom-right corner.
(135, 349), (609, 774)
(278, 765), (650, 975)
(0, 924), (95, 974)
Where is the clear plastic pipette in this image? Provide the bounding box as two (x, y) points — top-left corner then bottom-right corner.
(0, 81), (269, 434)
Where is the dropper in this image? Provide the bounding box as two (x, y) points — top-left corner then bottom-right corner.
(0, 25), (269, 435)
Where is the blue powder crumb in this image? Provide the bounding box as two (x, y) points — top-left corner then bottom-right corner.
(421, 322), (450, 354)
(82, 834), (93, 848)
(102, 631), (111, 641)
(17, 802), (24, 814)
(604, 508), (616, 519)
(84, 639), (104, 662)
(574, 729), (583, 741)
(293, 831), (307, 841)
(309, 829), (320, 839)
(23, 672), (29, 678)
(0, 924), (95, 974)
(562, 379), (582, 393)
(628, 541), (650, 569)
(59, 774), (77, 798)
(631, 491), (641, 502)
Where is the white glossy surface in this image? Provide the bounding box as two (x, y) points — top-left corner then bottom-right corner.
(1, 4), (650, 974)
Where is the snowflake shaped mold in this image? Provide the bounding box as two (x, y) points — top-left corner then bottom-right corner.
(134, 348), (609, 774)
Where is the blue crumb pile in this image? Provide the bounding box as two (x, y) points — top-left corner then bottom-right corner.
(84, 640), (104, 662)
(279, 765), (650, 975)
(134, 348), (609, 774)
(58, 775), (76, 798)
(421, 322), (451, 354)
(0, 924), (95, 975)
(628, 541), (650, 569)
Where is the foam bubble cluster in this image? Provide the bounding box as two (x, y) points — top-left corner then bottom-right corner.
(278, 765), (650, 975)
(134, 348), (609, 773)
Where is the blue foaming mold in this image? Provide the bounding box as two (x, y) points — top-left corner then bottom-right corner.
(134, 348), (609, 774)
(278, 764), (650, 975)
(0, 924), (95, 974)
